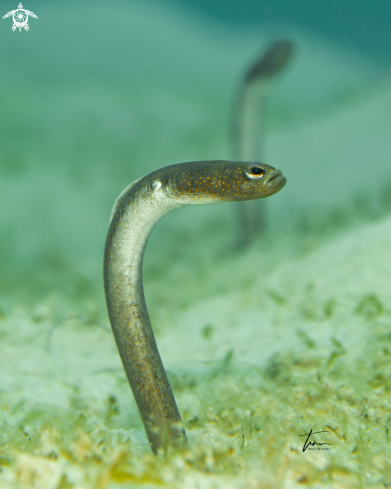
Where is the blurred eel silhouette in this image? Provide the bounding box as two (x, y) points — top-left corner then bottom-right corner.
(104, 160), (286, 453)
(233, 40), (294, 247)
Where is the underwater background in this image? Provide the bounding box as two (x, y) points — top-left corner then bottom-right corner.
(1, 0), (391, 487)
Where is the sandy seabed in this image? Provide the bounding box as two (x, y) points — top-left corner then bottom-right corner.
(1, 211), (391, 488)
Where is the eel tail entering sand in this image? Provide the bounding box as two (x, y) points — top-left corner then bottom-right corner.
(104, 160), (286, 453)
(233, 40), (294, 247)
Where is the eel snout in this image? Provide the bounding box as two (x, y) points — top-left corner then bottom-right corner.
(265, 169), (286, 189)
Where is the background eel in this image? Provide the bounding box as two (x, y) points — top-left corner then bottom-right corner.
(233, 41), (294, 247)
(104, 160), (286, 453)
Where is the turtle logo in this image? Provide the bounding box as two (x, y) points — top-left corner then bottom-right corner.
(3, 3), (38, 32)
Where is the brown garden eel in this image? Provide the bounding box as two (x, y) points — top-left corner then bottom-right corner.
(233, 41), (294, 246)
(104, 160), (286, 453)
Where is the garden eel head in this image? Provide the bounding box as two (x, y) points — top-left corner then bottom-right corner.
(163, 160), (286, 203)
(112, 160), (286, 217)
(244, 40), (294, 85)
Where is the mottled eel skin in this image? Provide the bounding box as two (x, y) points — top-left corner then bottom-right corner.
(104, 160), (286, 453)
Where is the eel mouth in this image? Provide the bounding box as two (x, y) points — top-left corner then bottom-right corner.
(265, 170), (286, 188)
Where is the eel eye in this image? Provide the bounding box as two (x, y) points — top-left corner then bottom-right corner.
(245, 164), (265, 180)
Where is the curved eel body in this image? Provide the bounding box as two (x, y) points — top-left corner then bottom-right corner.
(104, 160), (286, 453)
(233, 41), (294, 246)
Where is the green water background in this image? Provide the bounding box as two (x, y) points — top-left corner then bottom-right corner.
(0, 0), (389, 313)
